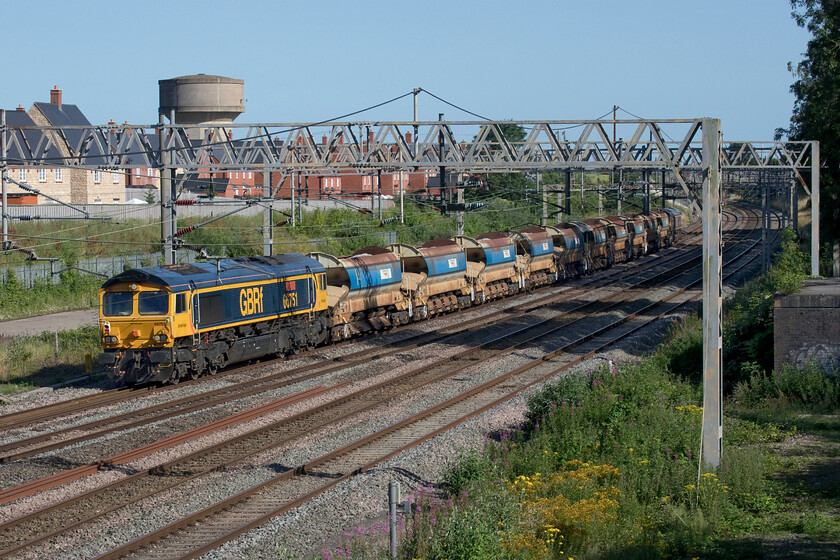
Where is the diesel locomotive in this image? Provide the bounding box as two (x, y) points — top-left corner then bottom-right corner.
(97, 208), (683, 385)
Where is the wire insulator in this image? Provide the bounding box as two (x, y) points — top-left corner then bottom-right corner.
(174, 199), (197, 206)
(175, 225), (196, 237)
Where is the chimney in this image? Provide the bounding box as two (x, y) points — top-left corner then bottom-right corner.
(368, 131), (375, 143)
(405, 132), (412, 143)
(50, 86), (62, 106)
(16, 105), (24, 111)
(322, 135), (328, 145)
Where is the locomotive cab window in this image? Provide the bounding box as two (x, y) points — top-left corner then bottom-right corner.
(319, 273), (326, 291)
(175, 293), (187, 314)
(138, 291), (169, 315)
(103, 292), (133, 316)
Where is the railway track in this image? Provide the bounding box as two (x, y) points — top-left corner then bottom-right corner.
(0, 216), (718, 465)
(0, 208), (766, 558)
(0, 216), (722, 493)
(87, 208), (772, 560)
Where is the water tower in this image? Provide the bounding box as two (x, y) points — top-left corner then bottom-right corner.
(158, 74), (244, 138)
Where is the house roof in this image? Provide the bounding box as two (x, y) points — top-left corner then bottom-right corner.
(2, 109), (65, 167)
(32, 102), (91, 127)
(32, 101), (115, 165)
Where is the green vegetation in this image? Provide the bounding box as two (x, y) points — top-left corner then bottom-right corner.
(723, 228), (811, 389)
(0, 268), (102, 321)
(778, 0), (840, 245)
(320, 336), (839, 560)
(317, 229), (839, 559)
(0, 325), (101, 393)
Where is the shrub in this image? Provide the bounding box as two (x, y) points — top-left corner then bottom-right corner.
(731, 362), (840, 411)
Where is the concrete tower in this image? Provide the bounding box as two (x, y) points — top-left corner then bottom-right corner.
(158, 74), (244, 138)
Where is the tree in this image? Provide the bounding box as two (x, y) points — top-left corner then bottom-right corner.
(144, 187), (157, 204)
(779, 0), (840, 243)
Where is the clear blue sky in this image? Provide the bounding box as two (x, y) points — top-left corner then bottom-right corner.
(3, 0), (810, 140)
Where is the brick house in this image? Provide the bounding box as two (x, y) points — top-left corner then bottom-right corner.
(3, 106), (71, 203)
(26, 87), (126, 204)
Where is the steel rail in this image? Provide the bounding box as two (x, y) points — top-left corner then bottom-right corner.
(92, 209), (766, 559)
(0, 220), (731, 554)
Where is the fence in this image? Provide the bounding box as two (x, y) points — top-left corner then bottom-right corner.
(4, 198), (395, 222)
(0, 253), (171, 288)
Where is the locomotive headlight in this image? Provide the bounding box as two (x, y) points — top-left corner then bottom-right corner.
(153, 334), (168, 342)
(104, 335), (119, 344)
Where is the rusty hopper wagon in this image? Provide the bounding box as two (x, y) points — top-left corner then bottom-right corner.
(388, 238), (471, 319)
(309, 246), (408, 340)
(453, 232), (526, 302)
(546, 224), (588, 278)
(511, 226), (557, 289)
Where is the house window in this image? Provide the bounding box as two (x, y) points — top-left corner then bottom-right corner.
(112, 172), (119, 184)
(248, 172), (252, 180)
(94, 170), (102, 183)
(39, 169), (46, 182)
(18, 169), (25, 181)
(55, 168), (62, 182)
(147, 168), (153, 178)
(113, 198), (120, 203)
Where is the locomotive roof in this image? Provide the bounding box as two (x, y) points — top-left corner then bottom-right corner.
(101, 253), (324, 292)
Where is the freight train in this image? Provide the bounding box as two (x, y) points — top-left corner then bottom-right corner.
(97, 208), (682, 385)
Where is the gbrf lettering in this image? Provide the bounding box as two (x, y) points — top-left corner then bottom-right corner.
(239, 287), (264, 316)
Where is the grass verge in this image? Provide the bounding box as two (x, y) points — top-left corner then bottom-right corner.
(0, 325), (102, 394)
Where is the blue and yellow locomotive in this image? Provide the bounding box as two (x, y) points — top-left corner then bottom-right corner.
(98, 254), (329, 384)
